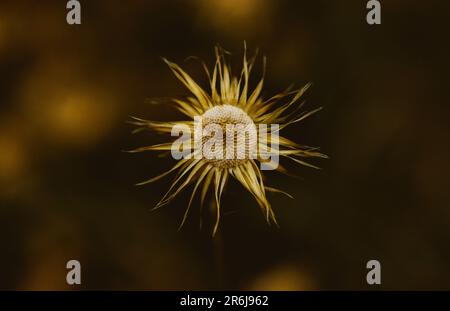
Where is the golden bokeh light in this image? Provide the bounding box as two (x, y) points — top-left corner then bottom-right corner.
(247, 263), (316, 291)
(196, 0), (274, 37)
(42, 93), (118, 147)
(20, 61), (119, 148)
(0, 130), (27, 183)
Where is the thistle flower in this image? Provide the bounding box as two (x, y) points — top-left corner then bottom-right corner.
(130, 46), (326, 235)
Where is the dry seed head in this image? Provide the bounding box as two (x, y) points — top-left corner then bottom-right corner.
(197, 104), (257, 168)
(131, 46), (325, 235)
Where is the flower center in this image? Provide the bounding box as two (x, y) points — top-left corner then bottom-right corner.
(196, 105), (257, 168)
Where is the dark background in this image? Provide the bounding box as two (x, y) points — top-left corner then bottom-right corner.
(0, 0), (449, 290)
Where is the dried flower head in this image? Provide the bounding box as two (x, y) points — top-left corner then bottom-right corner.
(130, 45), (326, 235)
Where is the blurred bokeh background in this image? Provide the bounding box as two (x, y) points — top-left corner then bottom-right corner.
(1, 0), (449, 290)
